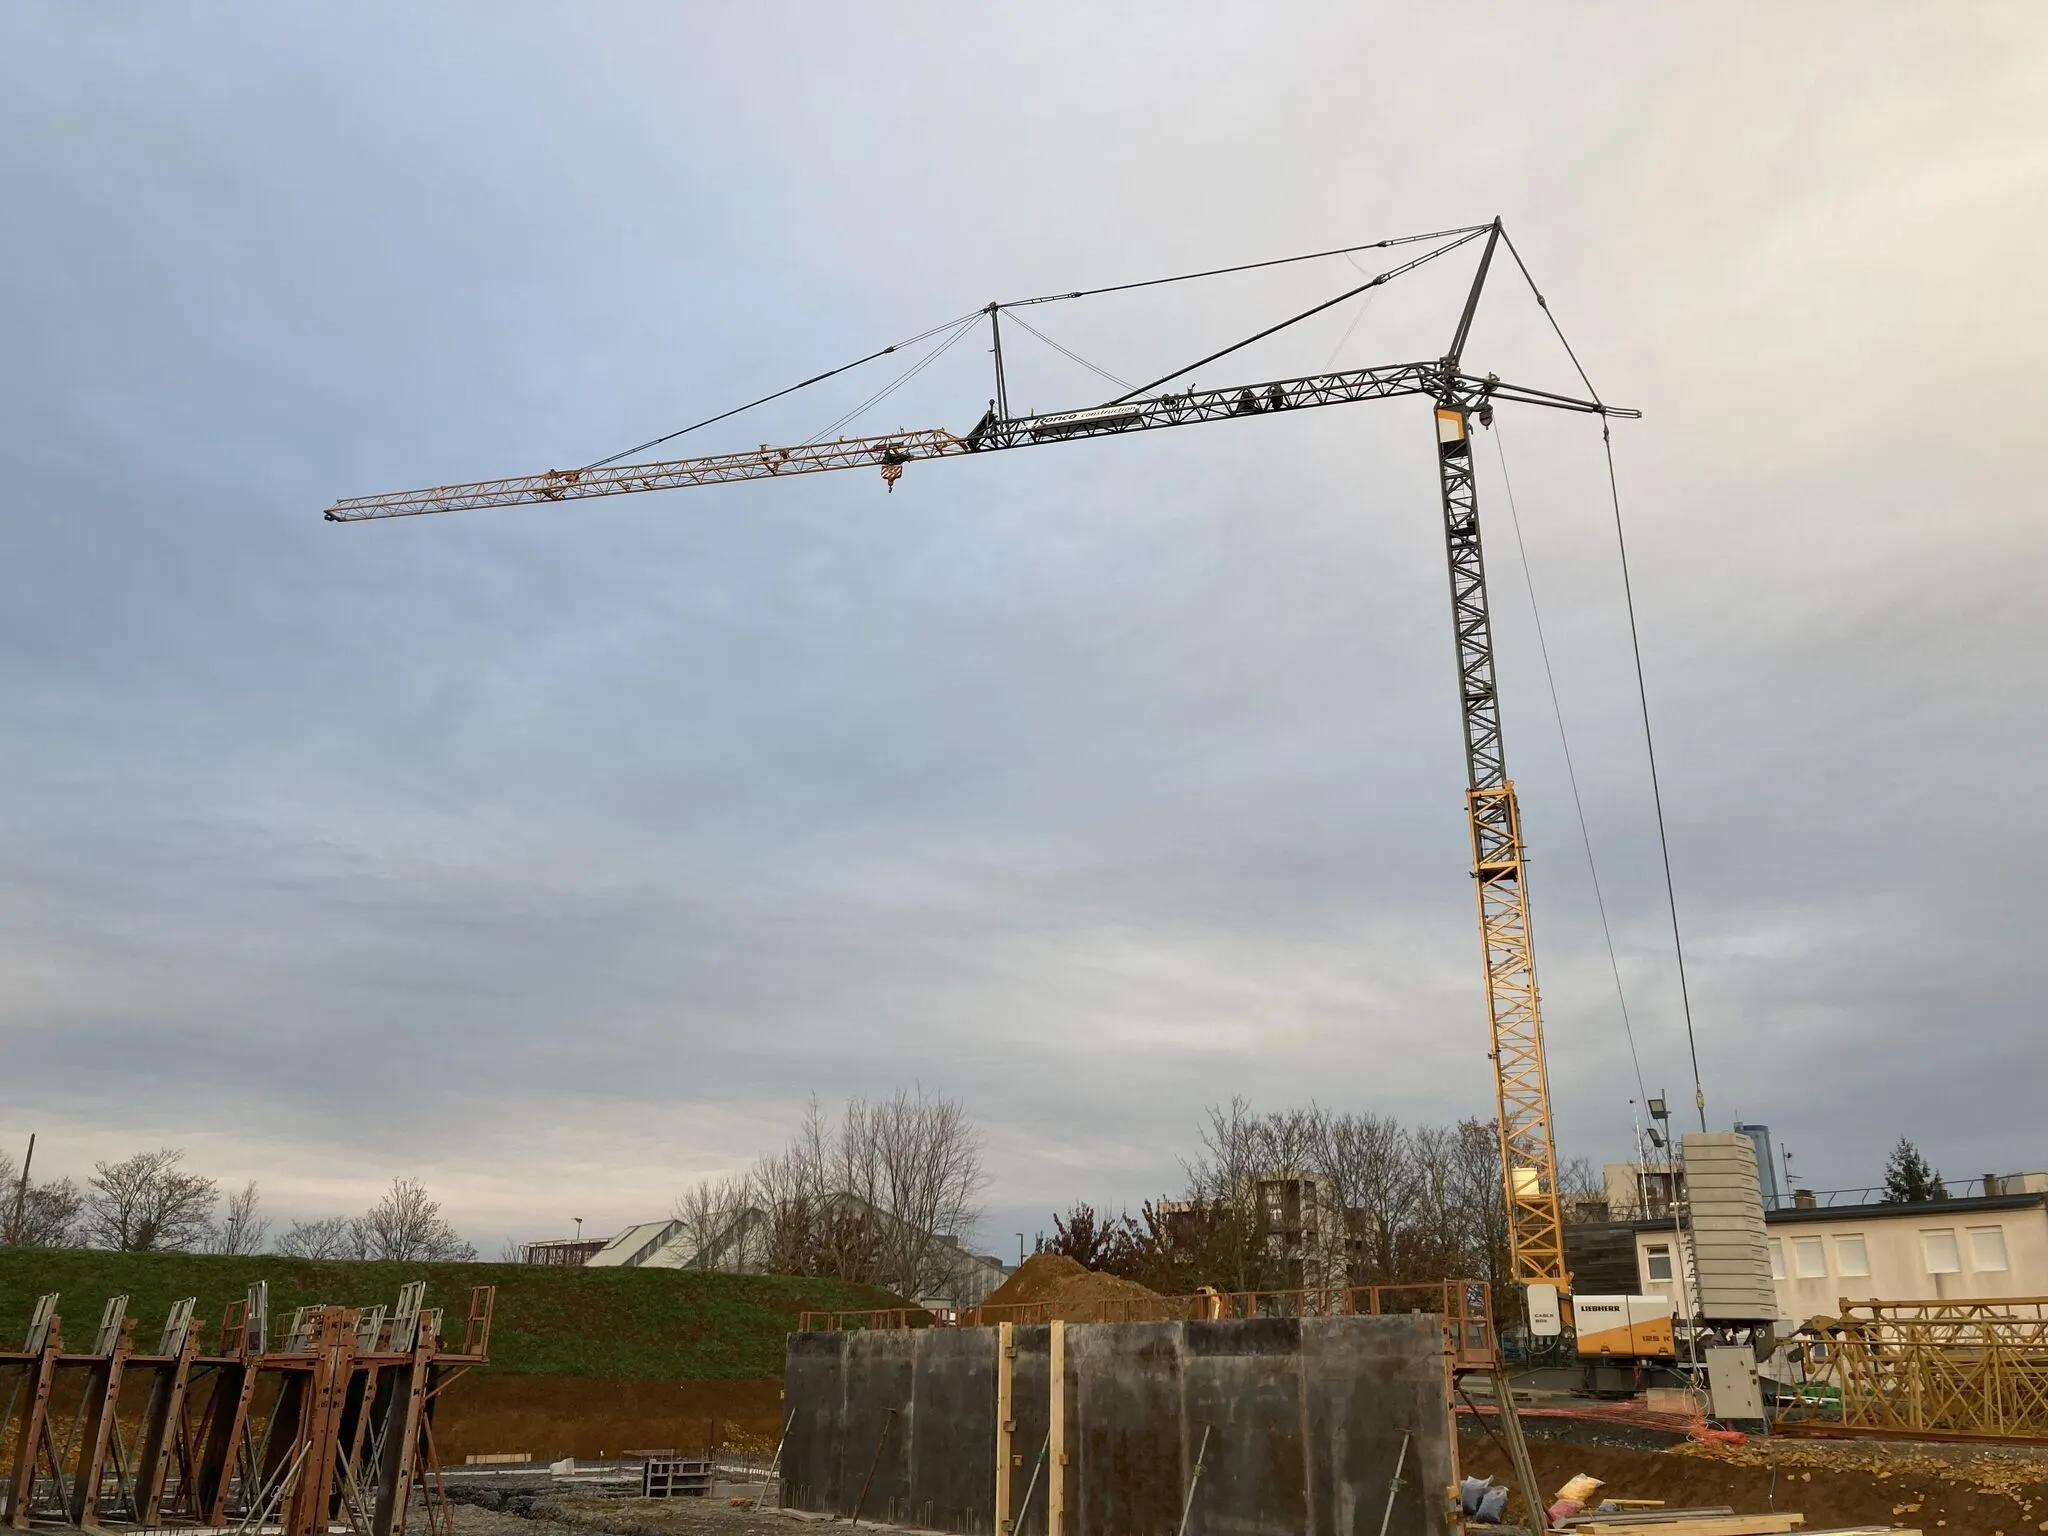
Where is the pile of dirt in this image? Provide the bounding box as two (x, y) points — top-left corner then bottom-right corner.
(981, 1253), (1160, 1318)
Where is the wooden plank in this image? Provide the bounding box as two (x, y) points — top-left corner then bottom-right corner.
(994, 1322), (1014, 1536)
(1047, 1320), (1065, 1536)
(1574, 1518), (1802, 1536)
(1564, 1510), (1734, 1527)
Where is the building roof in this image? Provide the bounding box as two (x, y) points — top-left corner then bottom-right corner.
(1625, 1192), (2047, 1233)
(1763, 1192), (2048, 1225)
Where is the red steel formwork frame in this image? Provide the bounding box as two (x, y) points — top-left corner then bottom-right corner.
(0, 1283), (493, 1536)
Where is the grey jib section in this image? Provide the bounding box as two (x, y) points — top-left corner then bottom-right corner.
(782, 1315), (1455, 1536)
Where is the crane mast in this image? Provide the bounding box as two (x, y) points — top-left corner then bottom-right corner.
(323, 220), (1634, 1306)
(1431, 396), (1565, 1288)
(1428, 227), (1569, 1292)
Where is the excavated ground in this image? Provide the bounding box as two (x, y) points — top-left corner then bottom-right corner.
(450, 1492), (796, 1536)
(1462, 1419), (2048, 1532)
(444, 1428), (2048, 1536)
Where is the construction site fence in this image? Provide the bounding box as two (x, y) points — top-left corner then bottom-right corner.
(1783, 1295), (2048, 1442)
(799, 1279), (1497, 1371)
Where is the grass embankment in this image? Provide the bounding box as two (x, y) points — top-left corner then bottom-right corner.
(0, 1248), (894, 1380)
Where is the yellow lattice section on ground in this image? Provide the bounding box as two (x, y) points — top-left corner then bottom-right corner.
(1813, 1297), (2048, 1438)
(1466, 783), (1565, 1288)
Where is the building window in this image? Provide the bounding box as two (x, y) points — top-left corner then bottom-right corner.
(1792, 1236), (1828, 1279)
(1835, 1234), (1870, 1278)
(1646, 1243), (1673, 1282)
(1969, 1226), (2010, 1272)
(1769, 1238), (1785, 1279)
(1922, 1228), (1961, 1274)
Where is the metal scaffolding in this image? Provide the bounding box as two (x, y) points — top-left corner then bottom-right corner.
(1799, 1296), (2048, 1441)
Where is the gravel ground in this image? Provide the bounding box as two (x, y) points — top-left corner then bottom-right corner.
(449, 1485), (813, 1536)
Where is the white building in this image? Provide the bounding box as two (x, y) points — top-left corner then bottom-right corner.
(1631, 1181), (2048, 1323)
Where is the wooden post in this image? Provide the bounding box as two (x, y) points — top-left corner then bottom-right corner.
(994, 1322), (1015, 1535)
(1047, 1321), (1065, 1536)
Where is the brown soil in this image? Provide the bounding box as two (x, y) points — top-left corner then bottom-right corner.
(452, 1493), (796, 1536)
(1461, 1422), (2048, 1533)
(436, 1375), (784, 1463)
(980, 1253), (1159, 1317)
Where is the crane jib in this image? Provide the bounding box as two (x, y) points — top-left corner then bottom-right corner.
(321, 365), (1630, 522)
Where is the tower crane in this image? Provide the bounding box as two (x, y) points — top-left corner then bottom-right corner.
(324, 219), (1639, 1334)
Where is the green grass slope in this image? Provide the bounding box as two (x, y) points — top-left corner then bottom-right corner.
(0, 1248), (895, 1380)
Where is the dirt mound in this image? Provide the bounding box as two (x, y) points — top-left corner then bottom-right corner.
(981, 1253), (1160, 1317)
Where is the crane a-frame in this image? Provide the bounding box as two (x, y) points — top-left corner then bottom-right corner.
(325, 219), (1638, 1319)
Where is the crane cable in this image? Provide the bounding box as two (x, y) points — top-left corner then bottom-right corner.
(1105, 227), (1489, 407)
(1496, 229), (1710, 1135)
(1002, 311), (1134, 392)
(579, 309), (983, 471)
(577, 225), (1494, 474)
(1321, 270), (1378, 370)
(999, 223), (1494, 309)
(805, 315), (981, 444)
(1490, 423), (1651, 1115)
(1602, 424), (1708, 1134)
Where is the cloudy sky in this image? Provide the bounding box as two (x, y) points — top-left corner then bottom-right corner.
(2, 5), (2044, 1258)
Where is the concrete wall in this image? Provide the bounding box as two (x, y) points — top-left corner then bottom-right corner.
(784, 1315), (1456, 1536)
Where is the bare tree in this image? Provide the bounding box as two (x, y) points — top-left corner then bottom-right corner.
(1176, 1098), (1350, 1292)
(0, 1149), (84, 1249)
(1450, 1118), (1514, 1299)
(731, 1089), (985, 1298)
(86, 1149), (218, 1252)
(752, 1125), (830, 1278)
(276, 1214), (357, 1259)
(1557, 1156), (1606, 1223)
(497, 1236), (529, 1263)
(1099, 1102), (1603, 1297)
(358, 1177), (476, 1261)
(1311, 1111), (1417, 1286)
(1178, 1097), (1271, 1292)
(672, 1174), (759, 1270)
(866, 1087), (986, 1299)
(207, 1180), (271, 1255)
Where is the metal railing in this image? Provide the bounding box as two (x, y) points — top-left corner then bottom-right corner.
(1775, 1179), (2002, 1209)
